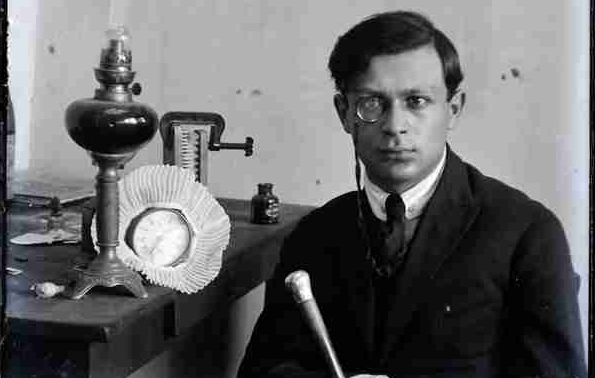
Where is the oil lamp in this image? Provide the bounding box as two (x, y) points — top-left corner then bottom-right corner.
(64, 27), (158, 299)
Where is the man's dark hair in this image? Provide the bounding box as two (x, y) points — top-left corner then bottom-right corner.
(328, 11), (463, 100)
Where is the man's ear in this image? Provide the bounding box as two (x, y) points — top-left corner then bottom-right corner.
(449, 91), (465, 117)
(333, 94), (352, 134)
(447, 91), (466, 130)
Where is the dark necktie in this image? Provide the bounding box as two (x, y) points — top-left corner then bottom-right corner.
(377, 193), (406, 276)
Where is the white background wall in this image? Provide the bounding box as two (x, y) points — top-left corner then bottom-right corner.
(9, 0), (590, 368)
(6, 0), (37, 171)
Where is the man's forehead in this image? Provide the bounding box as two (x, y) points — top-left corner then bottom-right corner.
(351, 46), (447, 95)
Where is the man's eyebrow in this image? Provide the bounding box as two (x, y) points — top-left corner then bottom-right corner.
(400, 86), (440, 95)
(350, 85), (441, 96)
(348, 87), (382, 95)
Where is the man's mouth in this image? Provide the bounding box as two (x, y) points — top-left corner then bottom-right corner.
(378, 148), (415, 160)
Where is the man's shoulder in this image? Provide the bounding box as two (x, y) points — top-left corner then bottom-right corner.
(462, 158), (557, 222)
(294, 191), (359, 229)
(320, 190), (360, 211)
(280, 191), (361, 256)
(466, 162), (529, 203)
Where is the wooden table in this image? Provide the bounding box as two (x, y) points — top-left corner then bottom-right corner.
(3, 198), (314, 378)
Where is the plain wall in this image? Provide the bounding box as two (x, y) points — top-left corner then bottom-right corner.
(6, 0), (37, 171)
(9, 0), (589, 373)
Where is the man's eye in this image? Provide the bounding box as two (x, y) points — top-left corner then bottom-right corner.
(361, 97), (383, 111)
(406, 96), (430, 110)
(356, 96), (386, 122)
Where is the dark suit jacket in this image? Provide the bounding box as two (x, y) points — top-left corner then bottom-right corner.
(238, 150), (586, 378)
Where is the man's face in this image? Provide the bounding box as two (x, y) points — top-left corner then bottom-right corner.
(335, 45), (463, 193)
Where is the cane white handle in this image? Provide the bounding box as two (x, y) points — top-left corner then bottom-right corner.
(285, 270), (346, 378)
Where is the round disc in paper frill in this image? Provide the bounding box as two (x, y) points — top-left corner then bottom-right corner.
(90, 165), (230, 294)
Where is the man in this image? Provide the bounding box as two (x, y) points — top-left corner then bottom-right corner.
(238, 11), (586, 378)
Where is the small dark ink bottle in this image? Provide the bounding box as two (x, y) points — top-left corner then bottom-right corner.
(251, 183), (279, 224)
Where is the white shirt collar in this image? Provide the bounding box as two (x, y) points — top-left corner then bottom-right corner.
(364, 147), (447, 221)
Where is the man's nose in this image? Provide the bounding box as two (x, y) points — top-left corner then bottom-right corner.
(381, 103), (408, 135)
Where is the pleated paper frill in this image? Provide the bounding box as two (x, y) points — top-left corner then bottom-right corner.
(90, 165), (230, 294)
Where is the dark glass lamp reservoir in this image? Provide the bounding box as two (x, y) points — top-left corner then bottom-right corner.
(65, 26), (158, 155)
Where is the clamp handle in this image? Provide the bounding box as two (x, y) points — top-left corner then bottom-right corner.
(159, 111), (254, 156)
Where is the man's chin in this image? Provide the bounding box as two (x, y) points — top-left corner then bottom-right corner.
(385, 162), (418, 181)
(368, 169), (420, 192)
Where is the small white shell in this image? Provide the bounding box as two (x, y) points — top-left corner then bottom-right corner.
(90, 165), (230, 294)
(30, 282), (65, 298)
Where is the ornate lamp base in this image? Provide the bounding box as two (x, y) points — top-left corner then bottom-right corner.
(66, 251), (148, 300)
(66, 152), (147, 300)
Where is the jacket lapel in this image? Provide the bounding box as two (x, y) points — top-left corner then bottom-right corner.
(379, 149), (481, 360)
